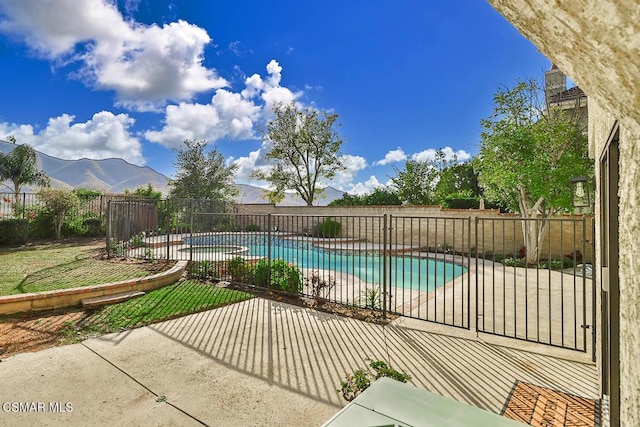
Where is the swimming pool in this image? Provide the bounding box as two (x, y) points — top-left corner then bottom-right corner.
(185, 234), (466, 292)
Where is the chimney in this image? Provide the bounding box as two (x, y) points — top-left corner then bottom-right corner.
(545, 63), (566, 101)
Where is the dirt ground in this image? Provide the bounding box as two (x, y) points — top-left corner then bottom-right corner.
(0, 309), (89, 359)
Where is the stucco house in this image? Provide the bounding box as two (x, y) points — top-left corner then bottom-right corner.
(488, 1), (640, 425)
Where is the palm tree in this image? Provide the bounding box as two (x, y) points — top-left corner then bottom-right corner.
(0, 142), (50, 202)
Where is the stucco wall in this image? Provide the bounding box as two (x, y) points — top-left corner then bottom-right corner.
(487, 1), (640, 423)
(616, 119), (640, 423)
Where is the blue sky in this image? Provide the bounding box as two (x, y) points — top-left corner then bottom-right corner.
(0, 0), (550, 194)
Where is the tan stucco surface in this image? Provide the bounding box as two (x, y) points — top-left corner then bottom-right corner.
(487, 0), (640, 424)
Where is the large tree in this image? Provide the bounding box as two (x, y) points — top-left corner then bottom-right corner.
(390, 149), (457, 205)
(252, 103), (345, 206)
(0, 142), (50, 200)
(169, 139), (238, 203)
(476, 79), (592, 264)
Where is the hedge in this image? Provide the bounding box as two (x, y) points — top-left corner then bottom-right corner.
(0, 218), (29, 245)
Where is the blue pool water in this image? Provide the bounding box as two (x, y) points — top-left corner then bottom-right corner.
(185, 234), (466, 291)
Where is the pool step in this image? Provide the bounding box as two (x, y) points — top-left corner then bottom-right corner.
(81, 290), (146, 309)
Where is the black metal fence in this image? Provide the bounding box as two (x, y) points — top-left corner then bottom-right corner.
(106, 200), (595, 354)
(0, 192), (159, 237)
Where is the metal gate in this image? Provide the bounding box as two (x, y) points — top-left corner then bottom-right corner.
(386, 215), (472, 330)
(474, 216), (595, 354)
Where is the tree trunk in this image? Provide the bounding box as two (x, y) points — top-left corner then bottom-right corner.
(518, 188), (549, 265)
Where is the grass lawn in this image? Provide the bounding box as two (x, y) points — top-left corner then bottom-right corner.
(75, 280), (254, 337)
(0, 239), (172, 296)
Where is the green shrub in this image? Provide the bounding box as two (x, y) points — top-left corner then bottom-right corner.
(339, 359), (411, 402)
(189, 260), (223, 279)
(245, 224), (260, 232)
(502, 257), (526, 268)
(82, 217), (104, 236)
(0, 218), (28, 245)
(252, 258), (303, 294)
(313, 217), (341, 238)
(228, 257), (252, 283)
(28, 209), (55, 238)
(538, 257), (574, 270)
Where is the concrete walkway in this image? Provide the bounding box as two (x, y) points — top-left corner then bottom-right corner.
(0, 298), (598, 426)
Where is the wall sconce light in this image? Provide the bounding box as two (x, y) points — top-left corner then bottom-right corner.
(569, 176), (591, 208)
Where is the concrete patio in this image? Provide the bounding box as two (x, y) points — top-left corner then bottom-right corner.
(0, 297), (598, 426)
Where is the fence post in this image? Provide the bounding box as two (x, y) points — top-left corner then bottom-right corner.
(467, 216), (471, 330)
(105, 201), (111, 257)
(166, 200), (170, 260)
(474, 216), (479, 334)
(189, 200), (194, 263)
(22, 193), (26, 219)
(267, 214), (272, 290)
(382, 214), (388, 319)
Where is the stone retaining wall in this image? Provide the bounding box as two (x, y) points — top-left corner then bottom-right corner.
(0, 260), (187, 315)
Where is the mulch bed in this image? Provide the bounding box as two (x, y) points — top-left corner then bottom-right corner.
(503, 381), (599, 426)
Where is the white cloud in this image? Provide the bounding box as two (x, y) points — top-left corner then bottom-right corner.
(328, 154), (367, 190)
(411, 146), (471, 163)
(374, 147), (407, 165)
(230, 148), (272, 186)
(0, 0), (227, 110)
(0, 112), (144, 164)
(347, 175), (385, 196)
(231, 150), (368, 193)
(145, 60), (300, 148)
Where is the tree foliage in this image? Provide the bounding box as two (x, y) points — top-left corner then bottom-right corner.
(169, 140), (238, 203)
(390, 149), (457, 205)
(433, 162), (483, 205)
(126, 183), (163, 200)
(329, 187), (401, 206)
(0, 142), (50, 199)
(252, 103), (345, 206)
(38, 188), (79, 239)
(476, 79), (593, 263)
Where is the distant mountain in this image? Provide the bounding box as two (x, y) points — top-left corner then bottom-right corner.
(0, 140), (170, 195)
(0, 141), (344, 205)
(237, 183), (344, 206)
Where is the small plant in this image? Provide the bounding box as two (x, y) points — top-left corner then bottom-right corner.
(313, 218), (341, 238)
(227, 257), (252, 283)
(144, 247), (155, 261)
(108, 240), (127, 257)
(502, 257), (526, 268)
(360, 286), (382, 310)
(435, 243), (453, 254)
(129, 232), (146, 248)
(538, 257), (575, 270)
(338, 358), (411, 401)
(306, 270), (336, 304)
(253, 259), (303, 294)
(245, 224), (260, 232)
(189, 261), (208, 279)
